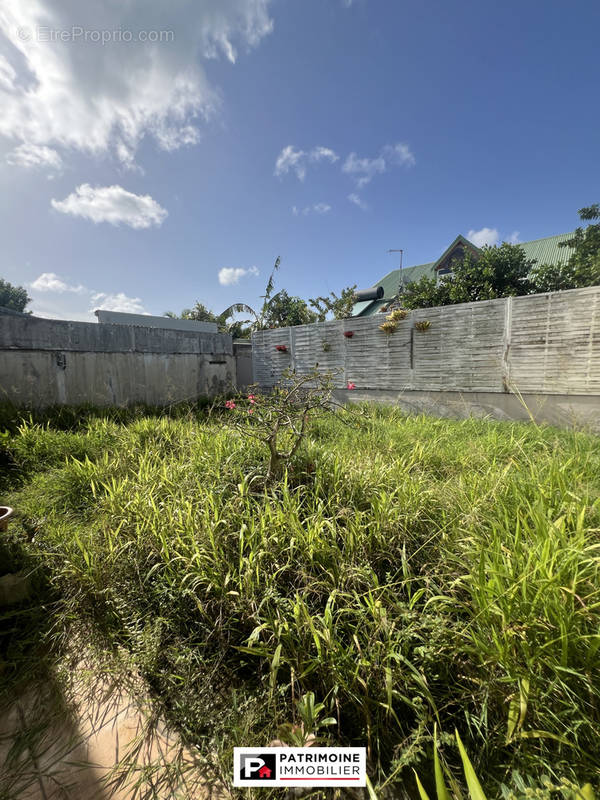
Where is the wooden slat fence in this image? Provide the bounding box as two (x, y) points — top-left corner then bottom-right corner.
(252, 286), (600, 395)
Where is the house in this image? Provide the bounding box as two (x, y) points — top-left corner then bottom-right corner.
(258, 766), (272, 778)
(351, 232), (575, 317)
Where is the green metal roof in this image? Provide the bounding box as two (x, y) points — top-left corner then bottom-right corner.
(352, 232), (575, 316)
(353, 262), (435, 316)
(518, 232), (574, 266)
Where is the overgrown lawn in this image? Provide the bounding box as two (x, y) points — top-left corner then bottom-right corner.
(2, 404), (600, 795)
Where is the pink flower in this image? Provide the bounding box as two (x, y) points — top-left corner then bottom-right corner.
(248, 408), (254, 415)
(225, 400), (236, 410)
(248, 394), (256, 400)
(347, 382), (356, 390)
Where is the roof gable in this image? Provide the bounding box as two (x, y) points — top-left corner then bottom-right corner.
(432, 234), (480, 273)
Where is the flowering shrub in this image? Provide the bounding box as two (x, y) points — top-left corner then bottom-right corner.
(224, 368), (343, 480)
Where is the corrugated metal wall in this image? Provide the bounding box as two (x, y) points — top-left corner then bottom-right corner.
(252, 286), (600, 395)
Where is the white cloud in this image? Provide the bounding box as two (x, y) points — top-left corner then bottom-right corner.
(343, 141), (415, 189)
(342, 153), (385, 188)
(275, 145), (338, 181)
(348, 193), (368, 210)
(0, 1), (273, 167)
(275, 146), (307, 180)
(292, 203), (332, 216)
(6, 143), (63, 170)
(508, 230), (521, 244)
(218, 265), (259, 286)
(382, 142), (416, 167)
(309, 146), (339, 164)
(27, 272), (150, 319)
(467, 227), (500, 248)
(30, 272), (84, 293)
(90, 292), (148, 314)
(51, 184), (168, 229)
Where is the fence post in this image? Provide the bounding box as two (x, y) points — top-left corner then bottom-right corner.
(501, 297), (512, 391)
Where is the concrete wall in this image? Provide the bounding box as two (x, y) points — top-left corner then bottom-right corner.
(233, 341), (253, 391)
(0, 313), (235, 408)
(334, 389), (600, 432)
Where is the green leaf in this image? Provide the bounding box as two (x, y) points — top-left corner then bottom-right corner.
(455, 730), (487, 800)
(434, 725), (451, 800)
(365, 775), (379, 800)
(413, 769), (432, 800)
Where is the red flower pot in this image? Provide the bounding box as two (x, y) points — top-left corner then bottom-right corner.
(343, 331), (355, 338)
(275, 345), (288, 352)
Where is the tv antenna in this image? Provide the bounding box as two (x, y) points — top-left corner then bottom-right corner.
(387, 249), (404, 292)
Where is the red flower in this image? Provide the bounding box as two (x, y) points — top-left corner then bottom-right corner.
(347, 382), (356, 390)
(248, 408), (254, 415)
(225, 400), (236, 410)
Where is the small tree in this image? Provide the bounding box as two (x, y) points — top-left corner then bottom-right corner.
(0, 279), (31, 313)
(223, 368), (353, 480)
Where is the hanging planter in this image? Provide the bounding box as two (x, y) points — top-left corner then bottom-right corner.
(343, 331), (355, 339)
(387, 309), (408, 321)
(275, 344), (288, 352)
(321, 341), (331, 352)
(415, 320), (431, 332)
(379, 320), (398, 335)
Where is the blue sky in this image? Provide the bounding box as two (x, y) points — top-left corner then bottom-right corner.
(1, 0), (598, 321)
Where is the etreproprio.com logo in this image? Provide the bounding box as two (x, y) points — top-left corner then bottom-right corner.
(233, 747), (366, 788)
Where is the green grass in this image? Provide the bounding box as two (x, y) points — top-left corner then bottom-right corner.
(2, 404), (600, 796)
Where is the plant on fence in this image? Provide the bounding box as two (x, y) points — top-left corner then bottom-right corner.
(415, 320), (431, 331)
(321, 341), (331, 352)
(343, 330), (355, 338)
(223, 368), (343, 479)
(387, 308), (408, 321)
(413, 728), (595, 800)
(275, 344), (288, 352)
(379, 320), (398, 335)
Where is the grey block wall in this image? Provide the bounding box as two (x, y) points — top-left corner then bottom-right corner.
(0, 314), (235, 407)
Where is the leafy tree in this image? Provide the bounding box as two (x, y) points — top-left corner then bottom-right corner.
(263, 290), (317, 327)
(401, 243), (535, 309)
(163, 304), (219, 322)
(400, 275), (452, 309)
(559, 203), (600, 285)
(309, 285), (357, 321)
(528, 204), (600, 294)
(0, 279), (31, 313)
(528, 261), (579, 293)
(163, 303), (252, 338)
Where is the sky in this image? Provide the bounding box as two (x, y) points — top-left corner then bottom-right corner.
(1, 0), (599, 322)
